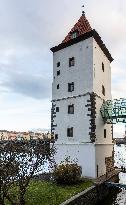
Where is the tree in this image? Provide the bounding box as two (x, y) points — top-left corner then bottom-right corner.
(0, 139), (55, 205)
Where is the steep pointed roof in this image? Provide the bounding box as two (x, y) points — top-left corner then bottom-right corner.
(51, 14), (113, 62)
(62, 14), (92, 43)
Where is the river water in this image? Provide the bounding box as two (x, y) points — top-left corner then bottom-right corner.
(98, 144), (126, 205)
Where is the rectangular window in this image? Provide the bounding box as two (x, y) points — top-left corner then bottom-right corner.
(102, 85), (105, 96)
(68, 82), (74, 92)
(104, 129), (106, 138)
(97, 165), (99, 178)
(55, 134), (58, 140)
(56, 107), (59, 112)
(57, 70), (60, 76)
(57, 62), (60, 67)
(68, 104), (74, 114)
(102, 62), (104, 72)
(69, 57), (75, 67)
(57, 84), (59, 89)
(67, 127), (73, 137)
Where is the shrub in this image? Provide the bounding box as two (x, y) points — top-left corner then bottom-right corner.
(53, 157), (82, 184)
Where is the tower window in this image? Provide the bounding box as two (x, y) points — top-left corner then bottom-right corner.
(57, 84), (59, 89)
(102, 62), (104, 72)
(104, 129), (106, 138)
(57, 62), (60, 67)
(67, 127), (73, 137)
(102, 85), (105, 96)
(97, 165), (99, 178)
(57, 70), (60, 76)
(71, 31), (79, 39)
(68, 104), (74, 114)
(55, 134), (58, 140)
(68, 82), (74, 92)
(56, 107), (59, 112)
(69, 57), (75, 67)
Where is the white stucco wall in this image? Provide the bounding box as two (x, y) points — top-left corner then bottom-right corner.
(55, 143), (96, 178)
(95, 97), (113, 144)
(93, 39), (111, 100)
(92, 38), (113, 145)
(95, 144), (113, 177)
(54, 143), (113, 178)
(52, 37), (93, 101)
(52, 35), (113, 178)
(53, 95), (90, 143)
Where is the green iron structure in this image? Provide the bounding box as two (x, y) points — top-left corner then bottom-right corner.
(100, 98), (126, 124)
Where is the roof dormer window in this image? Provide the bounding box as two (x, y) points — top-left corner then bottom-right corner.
(71, 31), (79, 39)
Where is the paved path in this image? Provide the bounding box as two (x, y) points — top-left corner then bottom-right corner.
(94, 169), (120, 185)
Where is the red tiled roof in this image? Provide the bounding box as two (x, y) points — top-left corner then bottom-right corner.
(50, 14), (113, 62)
(62, 14), (92, 43)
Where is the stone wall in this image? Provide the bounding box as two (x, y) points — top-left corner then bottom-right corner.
(105, 156), (114, 174)
(86, 92), (96, 143)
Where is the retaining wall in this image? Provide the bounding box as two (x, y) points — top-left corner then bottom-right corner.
(60, 184), (110, 205)
(60, 173), (119, 205)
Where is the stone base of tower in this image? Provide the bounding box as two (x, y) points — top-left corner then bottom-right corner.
(54, 143), (114, 179)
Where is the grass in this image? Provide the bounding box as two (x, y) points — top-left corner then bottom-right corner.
(5, 179), (93, 205)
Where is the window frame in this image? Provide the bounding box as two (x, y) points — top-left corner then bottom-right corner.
(57, 62), (60, 67)
(102, 85), (105, 96)
(71, 31), (79, 39)
(57, 84), (59, 89)
(55, 134), (58, 140)
(67, 127), (73, 137)
(102, 62), (104, 72)
(104, 129), (106, 138)
(57, 70), (60, 76)
(68, 82), (74, 92)
(56, 107), (59, 112)
(69, 57), (75, 67)
(68, 104), (74, 114)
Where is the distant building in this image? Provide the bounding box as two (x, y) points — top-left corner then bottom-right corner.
(16, 133), (24, 141)
(8, 131), (17, 141)
(0, 130), (53, 141)
(0, 130), (8, 141)
(22, 132), (31, 141)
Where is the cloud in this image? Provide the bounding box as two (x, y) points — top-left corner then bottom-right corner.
(113, 124), (125, 138)
(0, 0), (125, 130)
(0, 91), (51, 131)
(112, 82), (126, 99)
(0, 67), (51, 99)
(111, 60), (126, 99)
(0, 0), (53, 100)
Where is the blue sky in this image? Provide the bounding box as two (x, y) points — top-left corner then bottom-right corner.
(0, 0), (125, 136)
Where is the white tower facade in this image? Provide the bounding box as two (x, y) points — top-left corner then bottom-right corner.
(51, 14), (114, 178)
